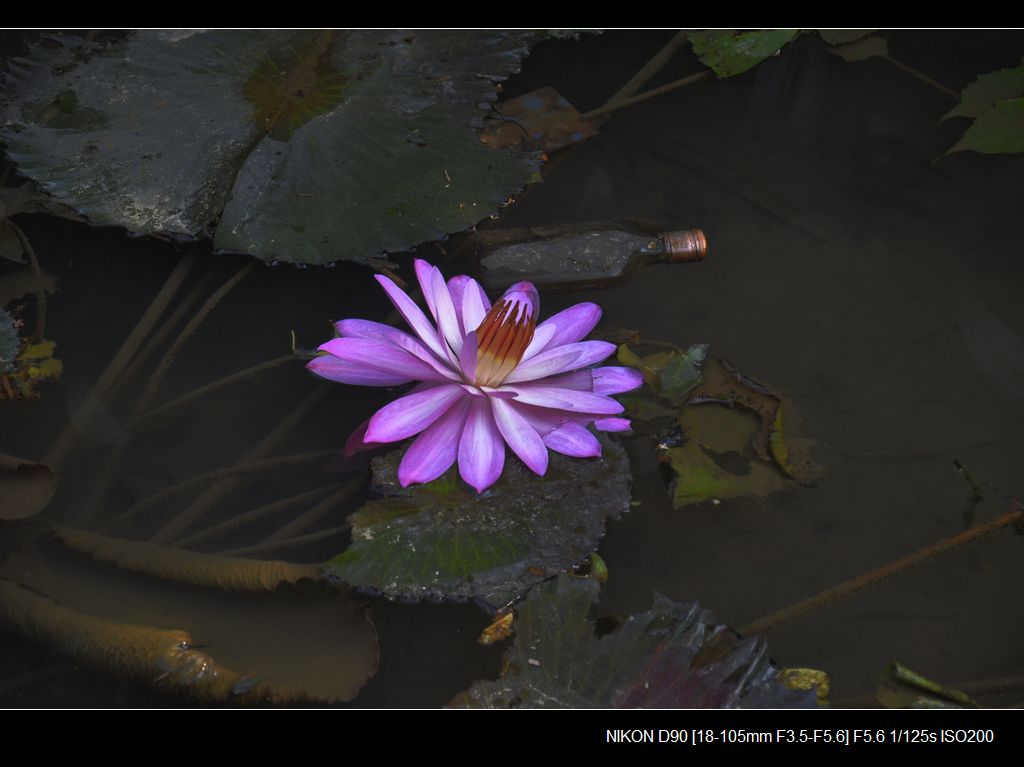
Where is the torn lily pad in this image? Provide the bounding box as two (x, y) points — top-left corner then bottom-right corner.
(0, 30), (542, 265)
(324, 433), (631, 610)
(452, 574), (817, 709)
(688, 30), (799, 78)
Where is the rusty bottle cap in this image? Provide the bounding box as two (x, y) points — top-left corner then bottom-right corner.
(661, 229), (708, 262)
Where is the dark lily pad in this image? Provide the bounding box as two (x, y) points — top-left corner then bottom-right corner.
(688, 30), (799, 78)
(0, 527), (378, 703)
(0, 453), (58, 520)
(816, 30), (876, 46)
(0, 31), (542, 265)
(324, 433), (632, 610)
(824, 35), (888, 62)
(452, 574), (817, 708)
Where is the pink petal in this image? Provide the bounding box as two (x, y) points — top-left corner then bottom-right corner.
(459, 398), (505, 493)
(534, 369), (594, 391)
(591, 366), (645, 395)
(365, 383), (465, 443)
(501, 280), (539, 320)
(543, 422), (602, 458)
(500, 384), (625, 415)
(459, 330), (478, 382)
(504, 340), (617, 383)
(448, 274), (490, 334)
(374, 274), (450, 363)
(398, 398), (472, 486)
(490, 397), (549, 476)
(307, 355), (414, 387)
(595, 417), (632, 432)
(414, 260), (439, 320)
(427, 263), (463, 358)
(535, 302), (601, 351)
(318, 337), (451, 383)
(520, 322), (556, 362)
(334, 318), (457, 381)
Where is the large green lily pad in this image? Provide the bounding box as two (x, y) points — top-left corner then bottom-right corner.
(324, 433), (632, 610)
(453, 574), (817, 708)
(688, 30), (799, 78)
(0, 31), (542, 264)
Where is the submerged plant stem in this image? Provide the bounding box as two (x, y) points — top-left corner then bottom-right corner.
(172, 483), (344, 549)
(149, 385), (332, 544)
(885, 55), (960, 99)
(261, 477), (366, 544)
(132, 262), (255, 420)
(109, 448), (337, 531)
(44, 251), (198, 469)
(739, 505), (1024, 637)
(584, 71), (710, 121)
(217, 524), (351, 558)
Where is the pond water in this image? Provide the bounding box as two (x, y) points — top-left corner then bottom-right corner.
(1, 30), (1023, 708)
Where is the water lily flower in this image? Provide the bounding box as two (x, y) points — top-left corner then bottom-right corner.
(308, 260), (643, 493)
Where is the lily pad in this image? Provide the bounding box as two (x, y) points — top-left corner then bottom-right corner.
(688, 30), (799, 78)
(825, 35), (888, 62)
(665, 404), (787, 509)
(618, 342), (707, 406)
(0, 527), (378, 704)
(0, 30), (542, 265)
(452, 574), (817, 708)
(324, 433), (632, 610)
(943, 62), (1024, 121)
(816, 30), (876, 46)
(947, 97), (1024, 155)
(0, 453), (58, 520)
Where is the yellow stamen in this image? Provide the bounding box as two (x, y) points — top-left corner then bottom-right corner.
(474, 298), (535, 387)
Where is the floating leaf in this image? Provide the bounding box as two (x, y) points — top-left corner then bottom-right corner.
(453, 575), (816, 708)
(481, 86), (597, 153)
(690, 357), (821, 485)
(618, 342), (708, 406)
(324, 433), (631, 610)
(0, 453), (58, 520)
(665, 404), (787, 508)
(825, 35), (888, 62)
(1, 31), (542, 265)
(478, 611), (515, 646)
(943, 62), (1024, 121)
(946, 97), (1024, 155)
(0, 528), (378, 703)
(877, 662), (979, 709)
(816, 30), (876, 46)
(688, 30), (799, 78)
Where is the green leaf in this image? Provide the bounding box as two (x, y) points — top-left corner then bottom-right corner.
(943, 63), (1024, 121)
(816, 30), (876, 46)
(947, 97), (1024, 155)
(689, 30), (799, 78)
(324, 433), (632, 610)
(0, 31), (542, 265)
(453, 575), (817, 708)
(666, 404), (787, 509)
(826, 36), (888, 62)
(617, 342), (707, 406)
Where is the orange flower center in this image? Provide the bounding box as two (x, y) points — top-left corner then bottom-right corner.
(473, 298), (535, 387)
